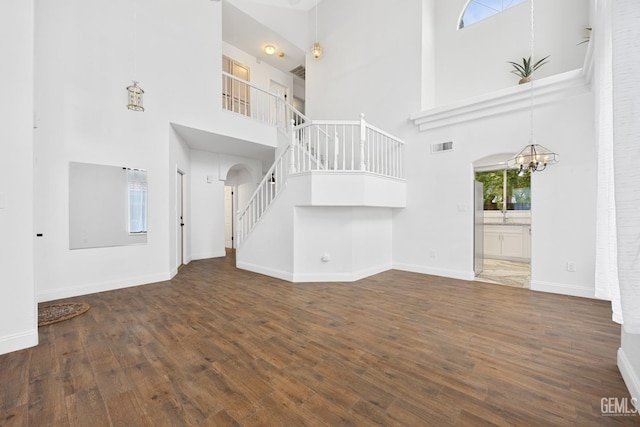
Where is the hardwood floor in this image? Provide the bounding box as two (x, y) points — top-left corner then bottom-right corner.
(1, 251), (635, 426)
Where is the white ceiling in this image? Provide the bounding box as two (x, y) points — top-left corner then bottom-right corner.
(222, 2), (307, 76)
(172, 123), (276, 164)
(243, 0), (322, 11)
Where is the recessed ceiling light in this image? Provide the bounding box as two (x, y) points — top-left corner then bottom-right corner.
(264, 45), (276, 55)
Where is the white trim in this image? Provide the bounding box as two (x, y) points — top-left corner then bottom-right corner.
(37, 272), (172, 303)
(529, 280), (602, 300)
(190, 250), (226, 261)
(0, 329), (38, 355)
(410, 69), (590, 132)
(292, 264), (392, 283)
(236, 261), (294, 282)
(618, 347), (640, 401)
(393, 262), (475, 282)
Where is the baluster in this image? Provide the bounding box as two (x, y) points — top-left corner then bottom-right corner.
(236, 210), (241, 246)
(360, 113), (366, 171)
(290, 119), (297, 174)
(334, 131), (339, 171)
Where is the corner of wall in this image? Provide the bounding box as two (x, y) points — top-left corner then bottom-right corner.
(619, 329), (640, 401)
(0, 330), (38, 356)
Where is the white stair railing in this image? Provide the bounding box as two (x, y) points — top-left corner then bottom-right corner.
(227, 75), (406, 248)
(222, 72), (307, 130)
(236, 146), (290, 246)
(290, 114), (404, 178)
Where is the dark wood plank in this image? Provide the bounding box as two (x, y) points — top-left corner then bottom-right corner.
(0, 251), (636, 425)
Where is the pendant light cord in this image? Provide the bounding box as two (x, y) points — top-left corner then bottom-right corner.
(315, 0), (318, 41)
(529, 0), (535, 144)
(133, 0), (138, 81)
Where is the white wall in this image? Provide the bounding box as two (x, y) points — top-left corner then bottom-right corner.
(434, 0), (591, 105)
(293, 206), (393, 282)
(34, 0), (221, 301)
(305, 0), (598, 297)
(0, 0), (37, 354)
(305, 0), (423, 132)
(223, 42), (295, 101)
(620, 328), (640, 401)
(190, 151), (226, 261)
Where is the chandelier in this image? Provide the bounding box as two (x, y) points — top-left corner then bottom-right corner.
(508, 0), (558, 172)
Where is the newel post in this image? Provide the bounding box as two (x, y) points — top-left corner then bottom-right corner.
(359, 113), (367, 171)
(289, 119), (297, 174)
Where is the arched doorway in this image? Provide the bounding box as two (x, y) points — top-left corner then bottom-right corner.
(223, 164), (256, 250)
(473, 154), (531, 288)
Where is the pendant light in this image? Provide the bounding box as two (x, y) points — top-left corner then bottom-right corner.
(127, 0), (145, 112)
(508, 0), (558, 172)
(312, 0), (323, 60)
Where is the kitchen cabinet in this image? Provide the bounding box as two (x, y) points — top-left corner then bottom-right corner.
(484, 224), (530, 261)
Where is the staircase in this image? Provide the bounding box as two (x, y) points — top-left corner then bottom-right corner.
(222, 71), (406, 281)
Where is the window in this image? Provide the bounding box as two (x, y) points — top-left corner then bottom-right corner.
(127, 169), (147, 234)
(459, 0), (526, 29)
(475, 168), (530, 211)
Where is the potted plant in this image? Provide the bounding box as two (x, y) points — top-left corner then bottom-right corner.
(508, 55), (550, 84)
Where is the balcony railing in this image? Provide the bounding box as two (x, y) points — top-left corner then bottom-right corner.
(222, 71), (307, 132)
(291, 115), (404, 179)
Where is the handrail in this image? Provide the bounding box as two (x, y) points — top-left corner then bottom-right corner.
(223, 75), (406, 247)
(221, 71), (309, 131)
(236, 145), (291, 246)
(290, 116), (404, 178)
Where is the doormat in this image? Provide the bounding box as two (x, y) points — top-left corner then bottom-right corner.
(38, 302), (90, 326)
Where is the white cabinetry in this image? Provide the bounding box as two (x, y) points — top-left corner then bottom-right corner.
(484, 224), (530, 261)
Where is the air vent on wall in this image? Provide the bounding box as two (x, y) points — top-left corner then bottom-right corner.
(290, 65), (306, 80)
(431, 141), (454, 154)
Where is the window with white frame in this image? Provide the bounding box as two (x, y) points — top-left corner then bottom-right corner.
(127, 168), (147, 234)
(459, 0), (526, 29)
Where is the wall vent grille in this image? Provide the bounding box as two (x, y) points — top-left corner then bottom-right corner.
(290, 65), (306, 80)
(431, 141), (454, 153)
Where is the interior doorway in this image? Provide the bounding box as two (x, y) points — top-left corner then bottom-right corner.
(223, 165), (256, 254)
(224, 186), (234, 248)
(222, 55), (251, 116)
(473, 155), (531, 288)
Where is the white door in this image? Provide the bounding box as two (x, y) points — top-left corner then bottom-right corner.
(177, 171), (185, 268)
(224, 186), (234, 248)
(270, 80), (289, 127)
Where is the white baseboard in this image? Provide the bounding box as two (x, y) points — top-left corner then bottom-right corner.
(530, 280), (599, 299)
(190, 250), (226, 261)
(293, 264), (392, 283)
(236, 261), (294, 282)
(393, 262), (475, 282)
(0, 329), (38, 356)
(37, 271), (172, 302)
(618, 347), (640, 401)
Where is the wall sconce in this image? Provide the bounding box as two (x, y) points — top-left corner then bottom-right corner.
(126, 81), (144, 112)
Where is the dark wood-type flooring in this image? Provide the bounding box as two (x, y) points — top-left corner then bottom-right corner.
(1, 251), (635, 426)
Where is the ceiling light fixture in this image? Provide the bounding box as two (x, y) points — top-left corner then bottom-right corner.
(264, 44), (276, 55)
(312, 0), (322, 60)
(508, 0), (558, 172)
